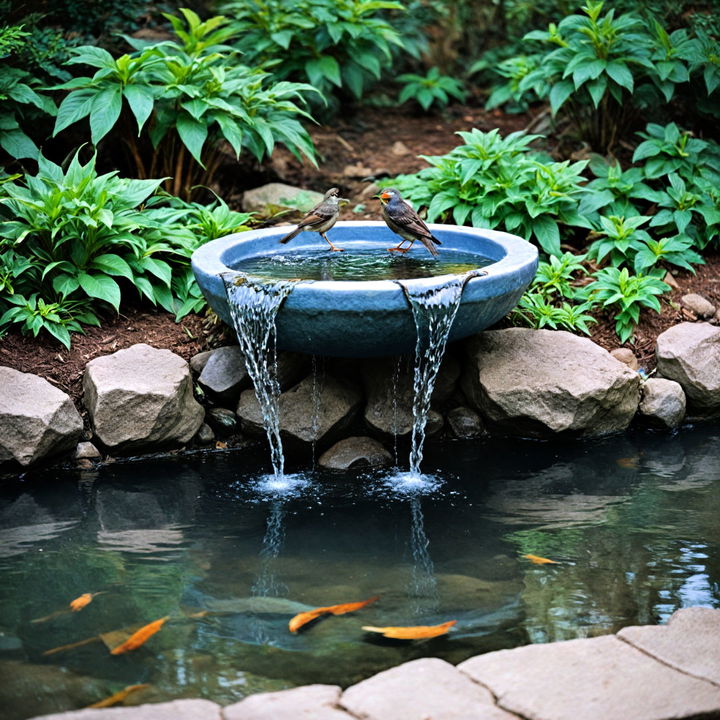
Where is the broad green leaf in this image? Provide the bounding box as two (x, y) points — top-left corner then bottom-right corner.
(54, 89), (96, 136)
(89, 85), (123, 143)
(533, 216), (561, 256)
(90, 254), (134, 280)
(123, 85), (155, 135)
(78, 272), (121, 310)
(176, 113), (208, 165)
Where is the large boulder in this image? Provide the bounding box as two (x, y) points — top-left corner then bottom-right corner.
(241, 183), (323, 214)
(237, 374), (362, 445)
(318, 436), (392, 470)
(0, 367), (83, 468)
(656, 322), (720, 418)
(638, 378), (686, 430)
(83, 344), (204, 452)
(198, 345), (249, 405)
(462, 329), (641, 438)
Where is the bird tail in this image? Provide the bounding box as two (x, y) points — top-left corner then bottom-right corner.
(279, 226), (302, 244)
(427, 235), (441, 257)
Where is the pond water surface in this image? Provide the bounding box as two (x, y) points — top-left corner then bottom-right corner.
(1, 426), (719, 718)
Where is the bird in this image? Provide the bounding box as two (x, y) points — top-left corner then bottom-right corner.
(377, 188), (441, 258)
(279, 187), (349, 252)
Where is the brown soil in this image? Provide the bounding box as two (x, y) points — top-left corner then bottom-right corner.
(1, 104), (718, 405)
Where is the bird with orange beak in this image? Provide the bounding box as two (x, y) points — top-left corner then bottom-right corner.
(377, 188), (441, 258)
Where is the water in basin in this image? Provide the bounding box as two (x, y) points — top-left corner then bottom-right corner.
(1, 427), (718, 718)
(230, 247), (493, 281)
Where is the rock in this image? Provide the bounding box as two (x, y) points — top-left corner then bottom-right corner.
(198, 346), (249, 405)
(656, 322), (720, 418)
(0, 367), (83, 468)
(342, 163), (372, 178)
(426, 409), (444, 436)
(681, 293), (716, 319)
(318, 436), (392, 470)
(361, 183), (380, 199)
(83, 344), (204, 452)
(29, 699), (223, 720)
(207, 407), (238, 432)
(638, 378), (686, 430)
(276, 352), (312, 391)
(459, 634), (720, 720)
(362, 356), (456, 437)
(711, 309), (720, 326)
(342, 658), (516, 720)
(462, 329), (641, 438)
(663, 271), (680, 289)
(391, 140), (411, 156)
(195, 423), (215, 445)
(618, 607), (720, 686)
(447, 406), (485, 438)
(189, 350), (213, 374)
(225, 685), (351, 720)
(237, 374), (361, 445)
(241, 183), (323, 214)
(74, 442), (101, 460)
(610, 348), (639, 371)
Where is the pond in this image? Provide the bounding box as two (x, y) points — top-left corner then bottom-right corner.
(1, 425), (719, 718)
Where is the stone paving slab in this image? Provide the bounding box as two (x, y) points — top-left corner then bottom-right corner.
(459, 634), (720, 720)
(340, 657), (519, 720)
(31, 699), (222, 720)
(224, 684), (354, 720)
(618, 606), (720, 686)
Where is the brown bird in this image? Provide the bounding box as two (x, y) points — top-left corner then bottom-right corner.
(377, 188), (440, 257)
(279, 187), (349, 252)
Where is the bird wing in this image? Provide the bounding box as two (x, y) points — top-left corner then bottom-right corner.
(394, 200), (441, 245)
(297, 202), (335, 230)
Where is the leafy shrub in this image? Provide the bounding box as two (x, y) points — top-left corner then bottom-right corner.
(0, 151), (252, 346)
(397, 67), (465, 110)
(385, 128), (590, 256)
(222, 0), (407, 101)
(50, 9), (318, 198)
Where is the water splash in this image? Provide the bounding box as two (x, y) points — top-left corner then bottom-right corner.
(222, 273), (297, 478)
(408, 497), (438, 614)
(251, 501), (287, 598)
(391, 356), (402, 467)
(398, 272), (482, 475)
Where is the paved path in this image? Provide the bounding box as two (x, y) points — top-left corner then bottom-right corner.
(32, 606), (720, 720)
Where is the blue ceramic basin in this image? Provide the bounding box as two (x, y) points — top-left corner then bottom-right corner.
(191, 221), (538, 357)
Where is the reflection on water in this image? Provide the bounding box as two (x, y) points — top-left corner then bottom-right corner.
(231, 247), (492, 282)
(0, 426), (718, 718)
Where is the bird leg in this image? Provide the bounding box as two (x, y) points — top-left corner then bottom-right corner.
(387, 239), (413, 253)
(321, 232), (344, 252)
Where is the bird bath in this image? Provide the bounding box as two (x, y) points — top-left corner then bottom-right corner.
(191, 221), (538, 358)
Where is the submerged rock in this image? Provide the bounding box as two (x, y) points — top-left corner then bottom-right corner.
(447, 406), (485, 439)
(638, 378), (686, 430)
(656, 322), (720, 418)
(198, 345), (249, 405)
(319, 436), (392, 470)
(237, 374), (362, 445)
(0, 367), (83, 468)
(83, 344), (204, 452)
(462, 329), (640, 438)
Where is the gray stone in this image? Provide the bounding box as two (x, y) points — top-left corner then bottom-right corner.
(426, 408), (444, 436)
(29, 699), (222, 720)
(341, 657), (518, 720)
(638, 378), (686, 430)
(225, 684), (351, 720)
(447, 406), (484, 438)
(237, 374), (361, 444)
(462, 329), (641, 438)
(198, 346), (248, 405)
(0, 367), (83, 467)
(242, 183), (323, 214)
(618, 606), (720, 686)
(681, 293), (716, 318)
(459, 634), (720, 720)
(276, 352), (312, 391)
(656, 322), (720, 417)
(319, 436), (392, 470)
(195, 423), (215, 445)
(83, 344), (204, 452)
(610, 347), (639, 371)
(74, 441), (101, 460)
(189, 349), (213, 374)
(207, 407), (238, 431)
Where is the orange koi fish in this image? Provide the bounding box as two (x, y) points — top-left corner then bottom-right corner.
(87, 684), (149, 708)
(70, 592), (105, 611)
(110, 616), (170, 655)
(362, 620), (457, 640)
(289, 596), (379, 633)
(523, 554), (560, 565)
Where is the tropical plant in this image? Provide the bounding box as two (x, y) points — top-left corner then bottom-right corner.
(479, 54), (547, 112)
(50, 9), (318, 198)
(386, 129), (591, 255)
(397, 66), (465, 110)
(222, 0), (407, 101)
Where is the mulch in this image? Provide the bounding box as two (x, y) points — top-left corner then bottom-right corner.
(1, 103), (718, 406)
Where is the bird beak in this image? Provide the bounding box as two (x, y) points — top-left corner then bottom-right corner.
(375, 191), (390, 201)
(339, 197), (350, 206)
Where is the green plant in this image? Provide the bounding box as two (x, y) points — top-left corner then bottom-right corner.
(223, 0), (407, 101)
(633, 234), (704, 274)
(479, 54), (547, 112)
(50, 9), (318, 198)
(386, 129), (591, 255)
(397, 66), (465, 110)
(587, 215), (652, 268)
(583, 266), (670, 343)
